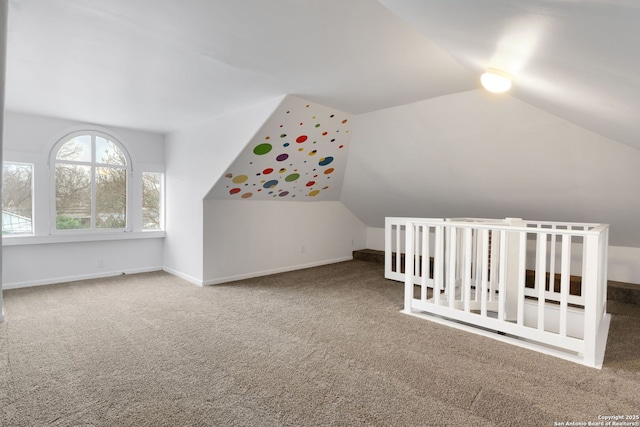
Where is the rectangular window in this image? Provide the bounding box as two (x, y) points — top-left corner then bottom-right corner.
(142, 172), (163, 230)
(2, 162), (34, 235)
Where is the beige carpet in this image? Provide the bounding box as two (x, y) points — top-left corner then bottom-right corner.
(1, 260), (639, 426)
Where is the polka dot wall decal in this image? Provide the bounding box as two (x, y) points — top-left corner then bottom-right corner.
(263, 179), (278, 188)
(318, 157), (334, 166)
(339, 145), (344, 148)
(300, 122), (303, 125)
(285, 173), (300, 182)
(263, 168), (274, 175)
(225, 173), (233, 178)
(279, 191), (289, 197)
(308, 150), (317, 156)
(323, 186), (329, 190)
(331, 139), (335, 142)
(315, 124), (320, 128)
(229, 188), (241, 195)
(342, 119), (348, 124)
(241, 192), (253, 199)
(298, 148), (304, 152)
(296, 135), (308, 143)
(322, 132), (328, 136)
(280, 134), (287, 138)
(279, 168), (286, 173)
(308, 190), (320, 197)
(265, 136), (270, 140)
(324, 168), (334, 174)
(283, 143), (289, 147)
(276, 153), (289, 161)
(232, 175), (249, 184)
(306, 181), (315, 187)
(253, 143), (272, 155)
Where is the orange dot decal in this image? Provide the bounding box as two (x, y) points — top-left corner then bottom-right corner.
(324, 168), (334, 175)
(241, 192), (253, 199)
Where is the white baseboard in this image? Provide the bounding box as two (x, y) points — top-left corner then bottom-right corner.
(202, 256), (353, 286)
(2, 266), (164, 290)
(161, 266), (204, 286)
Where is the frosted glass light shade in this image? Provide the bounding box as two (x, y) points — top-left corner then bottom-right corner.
(481, 69), (512, 93)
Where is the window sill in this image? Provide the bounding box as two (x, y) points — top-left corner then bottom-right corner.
(2, 230), (165, 246)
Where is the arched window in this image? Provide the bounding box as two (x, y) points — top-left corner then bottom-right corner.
(51, 131), (131, 232)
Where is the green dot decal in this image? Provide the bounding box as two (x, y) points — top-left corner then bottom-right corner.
(285, 173), (300, 182)
(253, 143), (272, 155)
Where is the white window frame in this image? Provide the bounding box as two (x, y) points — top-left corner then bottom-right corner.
(141, 171), (165, 231)
(49, 130), (132, 234)
(2, 161), (35, 236)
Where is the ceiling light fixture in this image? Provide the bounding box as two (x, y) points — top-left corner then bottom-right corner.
(480, 68), (512, 93)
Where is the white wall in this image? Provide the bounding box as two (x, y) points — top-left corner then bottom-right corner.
(3, 238), (164, 289)
(366, 226), (640, 285)
(163, 96), (284, 284)
(2, 112), (166, 288)
(342, 90), (640, 249)
(203, 200), (366, 284)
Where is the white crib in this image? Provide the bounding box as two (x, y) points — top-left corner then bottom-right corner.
(385, 217), (611, 368)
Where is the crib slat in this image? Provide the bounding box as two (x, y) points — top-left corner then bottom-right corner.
(396, 225), (402, 274)
(448, 227), (457, 309)
(463, 228), (472, 313)
(536, 233), (547, 331)
(498, 230), (508, 320)
(517, 231), (526, 326)
(559, 234), (571, 336)
(481, 229), (489, 317)
(420, 225), (428, 302)
(434, 226), (443, 305)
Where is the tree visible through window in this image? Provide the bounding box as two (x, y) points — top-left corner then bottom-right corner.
(53, 133), (129, 231)
(2, 162), (33, 234)
(142, 172), (163, 230)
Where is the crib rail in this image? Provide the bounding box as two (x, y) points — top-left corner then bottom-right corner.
(385, 217), (610, 368)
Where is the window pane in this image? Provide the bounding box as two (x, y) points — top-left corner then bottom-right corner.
(96, 137), (126, 165)
(56, 135), (91, 162)
(96, 167), (127, 229)
(56, 164), (91, 229)
(2, 162), (33, 234)
(142, 172), (162, 230)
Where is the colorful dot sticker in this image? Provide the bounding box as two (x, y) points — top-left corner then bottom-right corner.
(318, 157), (334, 166)
(232, 175), (248, 184)
(253, 144), (272, 155)
(216, 100), (351, 200)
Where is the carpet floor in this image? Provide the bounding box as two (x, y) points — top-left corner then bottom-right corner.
(1, 260), (639, 426)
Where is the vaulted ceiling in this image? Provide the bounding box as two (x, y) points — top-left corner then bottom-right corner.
(8, 1), (639, 146)
(6, 1), (640, 246)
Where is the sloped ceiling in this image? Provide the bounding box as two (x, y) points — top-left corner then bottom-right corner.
(206, 96), (352, 201)
(378, 0), (640, 151)
(6, 1), (640, 245)
(5, 0), (473, 133)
